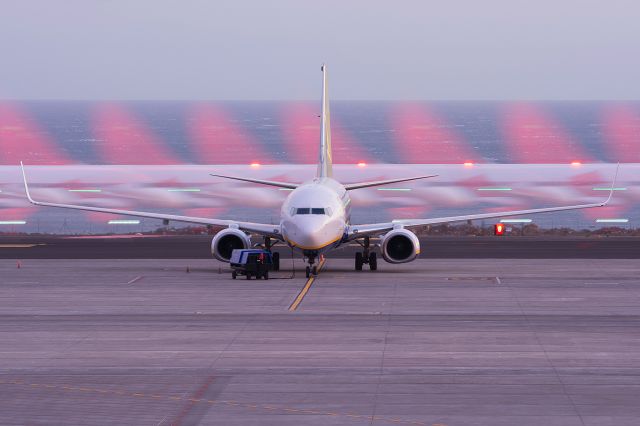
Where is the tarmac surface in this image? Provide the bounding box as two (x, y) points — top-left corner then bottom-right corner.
(1, 235), (640, 258)
(1, 257), (640, 425)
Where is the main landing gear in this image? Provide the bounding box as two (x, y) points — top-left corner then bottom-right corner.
(355, 236), (377, 271)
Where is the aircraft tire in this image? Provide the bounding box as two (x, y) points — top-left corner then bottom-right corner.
(232, 271), (237, 279)
(273, 252), (280, 271)
(369, 252), (377, 270)
(355, 252), (363, 271)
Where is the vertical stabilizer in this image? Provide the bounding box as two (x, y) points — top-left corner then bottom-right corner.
(317, 64), (333, 178)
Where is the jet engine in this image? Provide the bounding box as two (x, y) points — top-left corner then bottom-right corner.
(211, 228), (251, 262)
(380, 228), (420, 264)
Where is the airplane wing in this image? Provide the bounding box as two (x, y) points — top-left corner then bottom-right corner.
(21, 163), (282, 239)
(347, 164), (619, 239)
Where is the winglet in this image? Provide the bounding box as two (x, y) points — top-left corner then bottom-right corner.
(602, 162), (620, 206)
(20, 161), (38, 205)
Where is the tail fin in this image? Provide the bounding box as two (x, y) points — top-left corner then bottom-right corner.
(317, 64), (333, 178)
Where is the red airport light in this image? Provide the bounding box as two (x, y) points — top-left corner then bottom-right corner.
(494, 223), (505, 236)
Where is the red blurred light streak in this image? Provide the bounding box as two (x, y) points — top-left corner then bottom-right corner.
(391, 103), (478, 164)
(0, 103), (71, 165)
(93, 103), (175, 165)
(502, 103), (591, 164)
(189, 103), (272, 165)
(603, 104), (640, 163)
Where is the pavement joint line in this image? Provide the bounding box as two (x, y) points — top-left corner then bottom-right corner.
(1, 379), (438, 426)
(288, 258), (326, 311)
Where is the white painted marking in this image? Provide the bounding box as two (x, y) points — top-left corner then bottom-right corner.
(127, 276), (144, 284)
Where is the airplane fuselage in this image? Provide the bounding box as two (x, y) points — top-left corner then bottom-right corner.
(280, 177), (351, 256)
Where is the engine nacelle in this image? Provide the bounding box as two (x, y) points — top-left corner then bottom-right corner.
(211, 228), (251, 262)
(380, 228), (420, 264)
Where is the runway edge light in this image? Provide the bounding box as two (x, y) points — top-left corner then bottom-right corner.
(494, 223), (505, 236)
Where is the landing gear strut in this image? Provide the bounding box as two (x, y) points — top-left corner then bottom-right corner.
(355, 236), (377, 271)
(305, 253), (319, 278)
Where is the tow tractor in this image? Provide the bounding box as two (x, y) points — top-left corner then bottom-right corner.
(229, 249), (275, 280)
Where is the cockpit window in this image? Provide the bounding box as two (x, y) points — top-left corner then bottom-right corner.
(293, 207), (330, 215)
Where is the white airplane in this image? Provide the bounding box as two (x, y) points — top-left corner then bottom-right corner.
(21, 65), (617, 278)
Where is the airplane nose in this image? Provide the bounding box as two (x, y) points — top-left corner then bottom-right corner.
(285, 216), (339, 249)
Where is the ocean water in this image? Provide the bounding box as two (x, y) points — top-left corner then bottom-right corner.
(0, 101), (638, 233)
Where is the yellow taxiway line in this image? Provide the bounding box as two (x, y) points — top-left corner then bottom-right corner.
(288, 258), (326, 312)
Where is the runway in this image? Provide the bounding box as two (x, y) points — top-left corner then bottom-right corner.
(1, 235), (640, 259)
(2, 258), (640, 425)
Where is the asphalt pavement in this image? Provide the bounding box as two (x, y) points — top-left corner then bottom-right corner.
(0, 234), (639, 259)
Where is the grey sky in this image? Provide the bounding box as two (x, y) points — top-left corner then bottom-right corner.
(1, 0), (639, 100)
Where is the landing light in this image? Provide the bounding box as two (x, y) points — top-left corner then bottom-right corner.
(68, 189), (102, 193)
(500, 218), (532, 223)
(596, 218), (629, 223)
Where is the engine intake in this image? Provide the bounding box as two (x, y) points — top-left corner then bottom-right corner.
(211, 228), (251, 262)
(380, 228), (420, 264)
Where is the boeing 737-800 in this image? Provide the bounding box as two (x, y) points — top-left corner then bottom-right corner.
(21, 65), (617, 278)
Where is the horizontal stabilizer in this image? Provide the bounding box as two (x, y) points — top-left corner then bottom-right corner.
(210, 174), (299, 189)
(344, 175), (438, 190)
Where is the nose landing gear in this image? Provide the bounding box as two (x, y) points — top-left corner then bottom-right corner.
(355, 236), (377, 271)
(303, 251), (321, 278)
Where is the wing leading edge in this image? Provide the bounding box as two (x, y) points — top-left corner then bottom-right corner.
(20, 163), (282, 239)
(348, 164), (620, 238)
